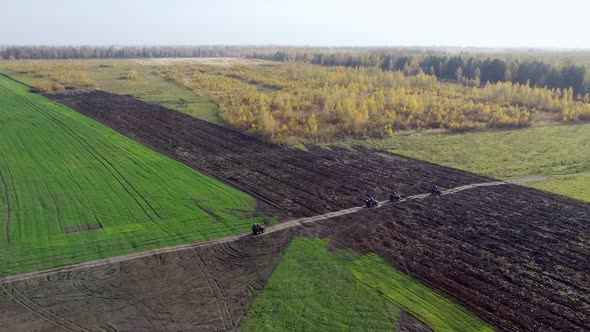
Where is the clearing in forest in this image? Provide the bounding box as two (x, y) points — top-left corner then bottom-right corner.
(0, 75), (257, 276)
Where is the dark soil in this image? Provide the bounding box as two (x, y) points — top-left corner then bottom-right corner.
(48, 91), (489, 217)
(298, 185), (590, 332)
(0, 230), (293, 332)
(397, 310), (434, 332)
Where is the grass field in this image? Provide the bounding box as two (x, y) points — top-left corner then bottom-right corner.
(242, 238), (493, 332)
(328, 124), (590, 202)
(530, 172), (590, 202)
(0, 60), (223, 124)
(0, 74), (257, 276)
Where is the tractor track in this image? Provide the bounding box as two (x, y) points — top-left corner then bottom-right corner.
(0, 157), (10, 244)
(2, 80), (162, 223)
(1, 284), (92, 332)
(188, 249), (235, 331)
(2, 79), (194, 250)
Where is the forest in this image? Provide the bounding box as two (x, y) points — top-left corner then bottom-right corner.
(252, 50), (590, 94)
(312, 53), (588, 94)
(161, 62), (590, 142)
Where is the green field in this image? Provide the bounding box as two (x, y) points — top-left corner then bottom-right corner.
(242, 238), (493, 332)
(0, 74), (257, 276)
(0, 60), (223, 124)
(328, 124), (590, 202)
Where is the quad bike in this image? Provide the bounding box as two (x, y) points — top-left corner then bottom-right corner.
(431, 186), (442, 196)
(366, 197), (379, 208)
(389, 192), (401, 202)
(252, 223), (265, 235)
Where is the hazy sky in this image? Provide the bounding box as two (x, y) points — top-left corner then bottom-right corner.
(1, 0), (588, 48)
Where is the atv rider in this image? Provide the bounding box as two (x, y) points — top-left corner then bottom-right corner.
(390, 191), (401, 202)
(431, 185), (442, 196)
(252, 223), (265, 235)
(366, 196), (378, 207)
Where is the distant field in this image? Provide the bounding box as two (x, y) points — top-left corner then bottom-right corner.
(0, 74), (257, 276)
(242, 238), (494, 332)
(328, 124), (590, 202)
(0, 60), (223, 124)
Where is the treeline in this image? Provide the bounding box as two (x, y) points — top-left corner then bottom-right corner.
(225, 48), (590, 95)
(0, 45), (350, 61)
(0, 46), (266, 60)
(318, 53), (588, 94)
(161, 63), (590, 142)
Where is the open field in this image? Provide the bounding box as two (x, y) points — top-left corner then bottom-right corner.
(329, 124), (590, 202)
(242, 237), (493, 331)
(39, 90), (590, 331)
(1, 180), (587, 331)
(0, 74), (257, 275)
(0, 60), (223, 124)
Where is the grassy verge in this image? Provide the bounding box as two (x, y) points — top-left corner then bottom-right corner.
(0, 74), (257, 276)
(529, 172), (590, 202)
(0, 60), (223, 124)
(241, 238), (493, 332)
(327, 124), (590, 202)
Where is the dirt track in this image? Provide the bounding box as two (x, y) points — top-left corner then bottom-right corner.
(0, 180), (513, 286)
(1, 183), (587, 331)
(2, 91), (582, 331)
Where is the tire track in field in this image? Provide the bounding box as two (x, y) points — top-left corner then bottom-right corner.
(0, 81), (161, 223)
(0, 83), (18, 244)
(2, 81), (196, 251)
(0, 79), (184, 247)
(0, 158), (11, 244)
(66, 272), (169, 331)
(1, 284), (91, 332)
(189, 249), (235, 331)
(26, 96), (196, 243)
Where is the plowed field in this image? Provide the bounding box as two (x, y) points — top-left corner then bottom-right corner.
(49, 91), (490, 217)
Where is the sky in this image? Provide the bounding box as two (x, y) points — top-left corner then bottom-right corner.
(1, 0), (588, 48)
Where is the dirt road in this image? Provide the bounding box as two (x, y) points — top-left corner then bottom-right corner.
(0, 180), (513, 285)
